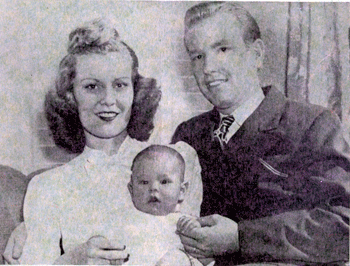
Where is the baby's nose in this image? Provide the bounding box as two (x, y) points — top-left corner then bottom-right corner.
(149, 181), (160, 191)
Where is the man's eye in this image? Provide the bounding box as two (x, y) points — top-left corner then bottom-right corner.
(191, 54), (203, 61)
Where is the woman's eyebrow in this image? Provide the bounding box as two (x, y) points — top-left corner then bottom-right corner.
(115, 76), (131, 80)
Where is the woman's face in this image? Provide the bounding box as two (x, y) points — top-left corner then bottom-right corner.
(73, 52), (134, 139)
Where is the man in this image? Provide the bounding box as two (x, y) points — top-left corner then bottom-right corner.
(172, 2), (350, 265)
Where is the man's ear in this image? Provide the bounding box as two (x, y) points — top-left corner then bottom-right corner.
(178, 181), (189, 203)
(127, 181), (133, 197)
(251, 39), (265, 69)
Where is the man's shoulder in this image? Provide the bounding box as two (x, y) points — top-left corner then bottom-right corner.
(172, 110), (214, 143)
(177, 110), (214, 131)
(284, 97), (339, 127)
(265, 86), (337, 126)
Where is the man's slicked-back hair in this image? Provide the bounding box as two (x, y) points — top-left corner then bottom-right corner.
(131, 145), (186, 181)
(184, 1), (261, 46)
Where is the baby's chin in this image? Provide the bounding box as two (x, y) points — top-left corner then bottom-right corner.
(136, 205), (172, 216)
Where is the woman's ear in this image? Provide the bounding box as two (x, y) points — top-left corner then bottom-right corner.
(178, 181), (189, 203)
(252, 39), (265, 69)
(66, 91), (76, 104)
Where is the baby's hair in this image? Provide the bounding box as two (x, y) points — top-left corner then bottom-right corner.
(131, 145), (186, 181)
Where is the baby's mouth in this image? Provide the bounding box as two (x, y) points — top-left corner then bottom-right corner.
(148, 196), (160, 203)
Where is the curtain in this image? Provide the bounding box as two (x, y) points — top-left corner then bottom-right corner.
(285, 2), (350, 122)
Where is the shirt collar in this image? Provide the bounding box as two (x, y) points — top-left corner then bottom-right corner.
(219, 89), (265, 126)
(82, 135), (140, 169)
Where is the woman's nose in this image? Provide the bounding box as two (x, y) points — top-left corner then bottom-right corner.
(100, 86), (117, 106)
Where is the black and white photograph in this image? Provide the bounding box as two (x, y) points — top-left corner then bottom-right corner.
(0, 1), (349, 265)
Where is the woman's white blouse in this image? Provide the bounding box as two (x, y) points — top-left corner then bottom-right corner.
(20, 137), (202, 264)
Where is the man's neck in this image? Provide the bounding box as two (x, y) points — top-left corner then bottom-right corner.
(218, 85), (264, 116)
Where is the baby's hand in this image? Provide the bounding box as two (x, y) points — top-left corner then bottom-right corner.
(177, 216), (201, 235)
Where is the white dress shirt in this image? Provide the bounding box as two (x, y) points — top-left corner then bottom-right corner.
(219, 89), (265, 143)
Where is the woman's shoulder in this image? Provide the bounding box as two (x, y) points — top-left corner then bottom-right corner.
(28, 154), (86, 189)
(169, 141), (198, 160)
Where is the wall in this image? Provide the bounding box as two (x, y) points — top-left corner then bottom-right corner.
(0, 1), (348, 174)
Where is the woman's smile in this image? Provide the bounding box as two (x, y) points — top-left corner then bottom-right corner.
(96, 111), (119, 122)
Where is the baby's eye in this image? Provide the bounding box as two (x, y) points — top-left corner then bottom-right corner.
(139, 180), (149, 185)
(220, 47), (227, 52)
(160, 179), (171, 185)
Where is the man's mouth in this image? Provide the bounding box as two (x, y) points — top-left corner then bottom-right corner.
(96, 112), (118, 122)
(206, 79), (227, 88)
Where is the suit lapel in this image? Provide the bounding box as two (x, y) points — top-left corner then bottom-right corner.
(226, 87), (287, 155)
(204, 88), (290, 206)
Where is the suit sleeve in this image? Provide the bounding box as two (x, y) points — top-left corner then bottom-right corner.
(171, 122), (189, 145)
(238, 110), (350, 264)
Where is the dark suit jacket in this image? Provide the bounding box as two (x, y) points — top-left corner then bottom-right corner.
(172, 86), (350, 265)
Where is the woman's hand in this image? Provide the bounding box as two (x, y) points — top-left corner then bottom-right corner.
(3, 222), (27, 264)
(177, 214), (239, 259)
(55, 235), (129, 265)
(87, 236), (129, 265)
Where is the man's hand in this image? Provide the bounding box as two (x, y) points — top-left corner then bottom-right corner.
(3, 222), (27, 264)
(177, 214), (239, 259)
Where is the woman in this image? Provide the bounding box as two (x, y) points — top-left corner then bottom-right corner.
(5, 18), (202, 264)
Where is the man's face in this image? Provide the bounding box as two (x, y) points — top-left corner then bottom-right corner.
(128, 154), (186, 216)
(185, 13), (261, 115)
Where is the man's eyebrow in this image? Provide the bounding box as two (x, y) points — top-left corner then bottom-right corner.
(211, 39), (230, 49)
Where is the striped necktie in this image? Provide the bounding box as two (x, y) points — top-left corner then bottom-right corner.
(214, 115), (235, 144)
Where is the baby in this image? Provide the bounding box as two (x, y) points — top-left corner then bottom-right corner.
(128, 145), (214, 266)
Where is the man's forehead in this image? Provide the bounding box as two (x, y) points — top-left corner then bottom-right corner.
(185, 13), (243, 49)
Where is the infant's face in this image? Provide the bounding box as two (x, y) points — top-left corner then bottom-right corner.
(129, 154), (184, 216)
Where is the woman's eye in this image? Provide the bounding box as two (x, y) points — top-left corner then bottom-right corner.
(115, 82), (128, 89)
(84, 84), (97, 90)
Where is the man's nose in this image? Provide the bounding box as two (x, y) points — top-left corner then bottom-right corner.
(203, 53), (218, 74)
(100, 86), (117, 106)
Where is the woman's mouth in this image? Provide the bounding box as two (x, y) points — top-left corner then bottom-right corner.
(96, 112), (118, 122)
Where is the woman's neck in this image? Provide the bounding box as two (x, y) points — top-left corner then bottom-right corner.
(84, 130), (128, 156)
